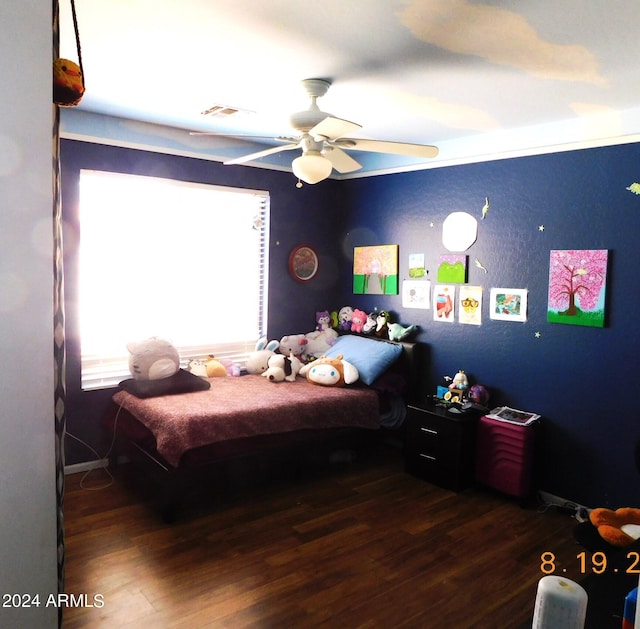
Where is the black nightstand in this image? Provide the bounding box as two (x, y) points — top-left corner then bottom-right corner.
(404, 400), (480, 492)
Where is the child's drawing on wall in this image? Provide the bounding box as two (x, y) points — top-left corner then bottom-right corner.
(434, 285), (455, 322)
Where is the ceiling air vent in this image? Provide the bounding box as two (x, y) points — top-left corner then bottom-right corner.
(200, 104), (254, 118)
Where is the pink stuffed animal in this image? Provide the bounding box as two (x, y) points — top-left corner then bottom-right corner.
(350, 309), (368, 333)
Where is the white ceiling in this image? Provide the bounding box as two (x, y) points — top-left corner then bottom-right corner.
(59, 0), (640, 177)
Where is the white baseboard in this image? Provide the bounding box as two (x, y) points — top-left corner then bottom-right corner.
(64, 458), (109, 475)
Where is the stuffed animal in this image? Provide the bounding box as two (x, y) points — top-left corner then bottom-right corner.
(589, 508), (640, 547)
(245, 337), (280, 375)
(279, 334), (309, 362)
(350, 309), (368, 334)
(304, 328), (338, 358)
(224, 360), (241, 377)
(187, 358), (209, 377)
(188, 356), (240, 377)
(205, 355), (229, 377)
(387, 322), (418, 341)
(330, 310), (340, 329)
(299, 354), (359, 387)
(315, 310), (331, 331)
(338, 306), (354, 331)
(262, 353), (302, 382)
(53, 58), (85, 107)
(449, 370), (469, 390)
(374, 310), (390, 338)
(127, 337), (180, 380)
(362, 312), (377, 335)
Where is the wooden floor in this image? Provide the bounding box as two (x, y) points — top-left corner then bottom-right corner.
(62, 442), (590, 628)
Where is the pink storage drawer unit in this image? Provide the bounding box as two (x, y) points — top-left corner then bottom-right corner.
(475, 415), (535, 498)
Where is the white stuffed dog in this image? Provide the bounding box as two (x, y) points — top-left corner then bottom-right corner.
(262, 353), (302, 382)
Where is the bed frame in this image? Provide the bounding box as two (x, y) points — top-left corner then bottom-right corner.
(105, 338), (426, 521)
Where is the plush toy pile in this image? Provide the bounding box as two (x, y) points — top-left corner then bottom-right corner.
(325, 306), (418, 342)
(241, 307), (417, 387)
(127, 306), (417, 391)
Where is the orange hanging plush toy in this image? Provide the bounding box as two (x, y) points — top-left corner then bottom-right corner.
(53, 58), (85, 106)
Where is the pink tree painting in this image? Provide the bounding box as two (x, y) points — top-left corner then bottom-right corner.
(547, 249), (608, 327)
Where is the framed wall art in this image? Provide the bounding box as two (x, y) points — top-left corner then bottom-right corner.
(289, 244), (319, 282)
(459, 285), (483, 325)
(490, 288), (528, 322)
(434, 284), (455, 322)
(353, 244), (399, 295)
(402, 280), (431, 309)
(547, 249), (608, 327)
(437, 254), (467, 283)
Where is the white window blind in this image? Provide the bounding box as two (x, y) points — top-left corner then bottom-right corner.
(78, 169), (269, 389)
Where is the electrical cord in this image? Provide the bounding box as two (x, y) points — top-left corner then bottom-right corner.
(65, 401), (124, 490)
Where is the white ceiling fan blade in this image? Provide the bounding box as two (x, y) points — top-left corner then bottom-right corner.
(337, 138), (439, 159)
(324, 146), (362, 173)
(310, 116), (362, 141)
(224, 143), (299, 166)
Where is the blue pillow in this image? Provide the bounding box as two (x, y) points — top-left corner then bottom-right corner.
(325, 335), (403, 386)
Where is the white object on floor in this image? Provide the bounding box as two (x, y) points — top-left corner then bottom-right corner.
(532, 575), (587, 629)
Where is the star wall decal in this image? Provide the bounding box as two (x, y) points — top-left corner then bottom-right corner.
(538, 225), (545, 231)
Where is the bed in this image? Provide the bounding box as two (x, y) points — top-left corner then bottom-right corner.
(105, 335), (424, 520)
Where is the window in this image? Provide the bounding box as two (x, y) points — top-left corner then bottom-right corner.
(78, 169), (269, 389)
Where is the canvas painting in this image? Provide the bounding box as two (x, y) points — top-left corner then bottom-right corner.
(437, 254), (467, 283)
(547, 249), (608, 327)
(353, 245), (399, 294)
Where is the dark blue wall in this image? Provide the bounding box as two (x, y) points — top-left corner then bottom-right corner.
(62, 138), (640, 508)
(338, 143), (640, 507)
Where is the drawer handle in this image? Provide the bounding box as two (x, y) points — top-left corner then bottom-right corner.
(419, 453), (436, 461)
(420, 427), (438, 435)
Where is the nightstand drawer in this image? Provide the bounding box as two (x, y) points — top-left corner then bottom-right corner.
(407, 413), (457, 454)
(404, 403), (478, 492)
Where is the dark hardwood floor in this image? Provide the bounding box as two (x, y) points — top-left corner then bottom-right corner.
(62, 441), (597, 628)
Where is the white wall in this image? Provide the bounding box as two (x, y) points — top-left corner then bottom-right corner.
(0, 1), (58, 626)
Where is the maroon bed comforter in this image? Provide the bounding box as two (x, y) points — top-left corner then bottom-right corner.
(112, 375), (379, 467)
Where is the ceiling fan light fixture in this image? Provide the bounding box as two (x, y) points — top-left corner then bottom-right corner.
(291, 151), (333, 184)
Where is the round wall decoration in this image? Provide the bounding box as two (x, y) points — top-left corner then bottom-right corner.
(289, 245), (319, 282)
(442, 211), (478, 252)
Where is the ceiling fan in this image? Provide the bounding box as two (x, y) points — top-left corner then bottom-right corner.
(193, 79), (439, 185)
